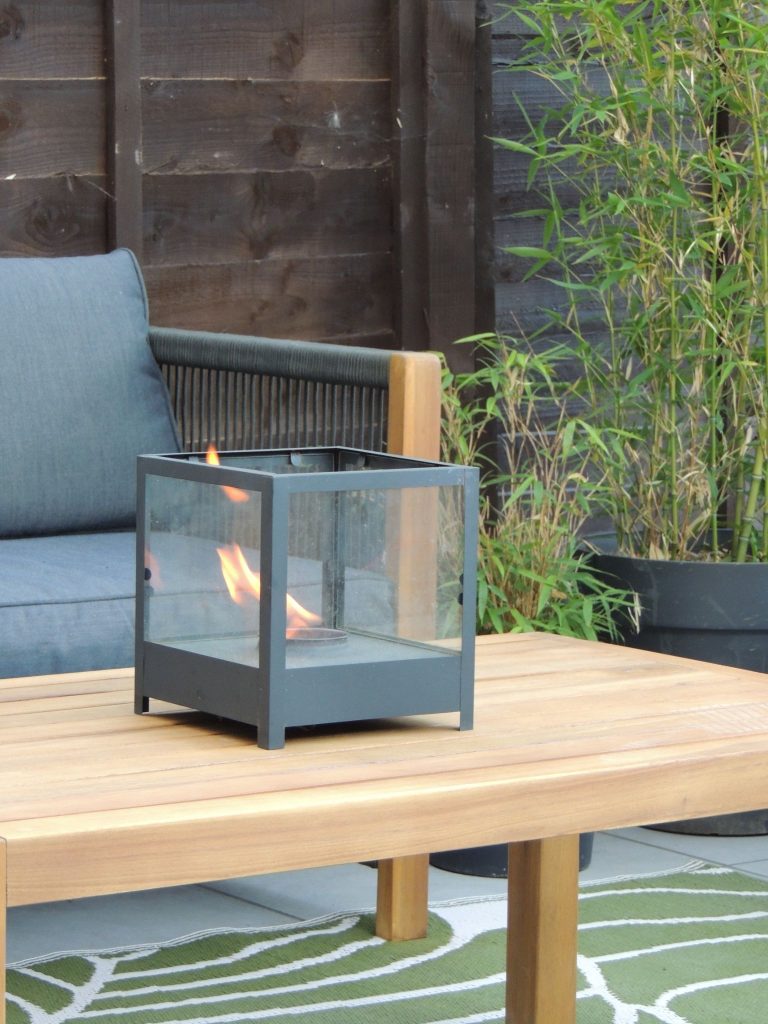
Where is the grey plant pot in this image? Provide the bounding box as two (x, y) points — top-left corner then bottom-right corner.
(589, 542), (768, 835)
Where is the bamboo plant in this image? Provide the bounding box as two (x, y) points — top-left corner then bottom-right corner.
(500, 0), (768, 562)
(441, 336), (632, 638)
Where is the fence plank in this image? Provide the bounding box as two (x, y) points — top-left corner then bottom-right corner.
(141, 0), (390, 81)
(0, 1), (103, 80)
(0, 177), (106, 257)
(142, 80), (390, 174)
(0, 82), (104, 178)
(143, 169), (391, 265)
(144, 255), (393, 341)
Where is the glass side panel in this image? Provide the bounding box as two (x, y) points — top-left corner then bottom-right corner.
(285, 483), (465, 667)
(143, 473), (263, 665)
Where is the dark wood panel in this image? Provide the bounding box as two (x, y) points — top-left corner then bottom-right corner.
(0, 81), (104, 177)
(495, 279), (610, 339)
(391, 0), (428, 351)
(141, 0), (390, 81)
(425, 0), (477, 369)
(0, 177), (107, 256)
(105, 0), (143, 255)
(495, 215), (553, 284)
(490, 13), (537, 41)
(493, 147), (585, 216)
(0, 1), (103, 79)
(474, 0), (497, 338)
(493, 64), (611, 138)
(142, 80), (391, 173)
(491, 34), (529, 67)
(495, 214), (604, 285)
(144, 255), (394, 341)
(143, 169), (392, 266)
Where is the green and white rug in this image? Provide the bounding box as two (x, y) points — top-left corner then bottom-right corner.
(7, 862), (768, 1023)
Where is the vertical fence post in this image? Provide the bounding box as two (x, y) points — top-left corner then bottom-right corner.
(392, 1), (482, 371)
(424, 0), (477, 371)
(105, 0), (143, 257)
(391, 0), (429, 352)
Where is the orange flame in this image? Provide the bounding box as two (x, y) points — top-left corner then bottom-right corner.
(206, 445), (250, 503)
(216, 544), (261, 604)
(216, 543), (322, 629)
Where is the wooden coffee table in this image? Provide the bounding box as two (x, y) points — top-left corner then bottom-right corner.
(3, 632), (768, 1023)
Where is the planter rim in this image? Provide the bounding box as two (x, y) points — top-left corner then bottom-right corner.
(584, 532), (767, 569)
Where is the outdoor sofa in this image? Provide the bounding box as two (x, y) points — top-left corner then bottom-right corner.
(0, 249), (439, 679)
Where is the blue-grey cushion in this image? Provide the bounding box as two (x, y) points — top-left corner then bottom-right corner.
(0, 531), (136, 677)
(0, 530), (395, 678)
(0, 249), (180, 537)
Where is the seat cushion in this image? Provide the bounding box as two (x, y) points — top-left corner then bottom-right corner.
(0, 531), (395, 679)
(0, 249), (180, 537)
(0, 531), (137, 677)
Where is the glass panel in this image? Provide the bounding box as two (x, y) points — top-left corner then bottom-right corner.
(284, 484), (464, 669)
(143, 473), (262, 666)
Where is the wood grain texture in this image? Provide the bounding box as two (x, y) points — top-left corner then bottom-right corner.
(391, 0), (428, 352)
(385, 352), (442, 653)
(142, 80), (391, 174)
(143, 256), (394, 342)
(0, 176), (106, 257)
(105, 0), (143, 254)
(0, 1), (103, 80)
(495, 278), (608, 340)
(0, 0), (489, 356)
(3, 634), (768, 1023)
(4, 633), (768, 908)
(0, 81), (104, 177)
(425, 0), (477, 369)
(386, 350), (442, 459)
(376, 854), (429, 940)
(474, 1), (497, 339)
(143, 169), (391, 266)
(141, 0), (390, 81)
(506, 836), (579, 1024)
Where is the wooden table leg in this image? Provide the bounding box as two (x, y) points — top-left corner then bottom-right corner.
(375, 853), (429, 940)
(1, 839), (6, 1024)
(506, 834), (579, 1024)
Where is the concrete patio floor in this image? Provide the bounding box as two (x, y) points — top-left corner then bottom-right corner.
(9, 826), (768, 963)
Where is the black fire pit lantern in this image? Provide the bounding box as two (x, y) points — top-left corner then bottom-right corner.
(135, 447), (478, 748)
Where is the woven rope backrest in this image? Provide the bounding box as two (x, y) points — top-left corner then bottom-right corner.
(149, 327), (392, 454)
(161, 364), (388, 452)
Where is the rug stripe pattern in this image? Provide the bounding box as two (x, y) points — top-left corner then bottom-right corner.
(7, 863), (768, 1023)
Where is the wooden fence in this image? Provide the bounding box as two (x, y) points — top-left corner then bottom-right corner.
(0, 0), (495, 368)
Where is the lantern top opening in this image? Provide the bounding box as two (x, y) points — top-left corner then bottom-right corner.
(138, 446), (474, 493)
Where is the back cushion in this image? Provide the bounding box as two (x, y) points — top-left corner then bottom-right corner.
(0, 249), (180, 537)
